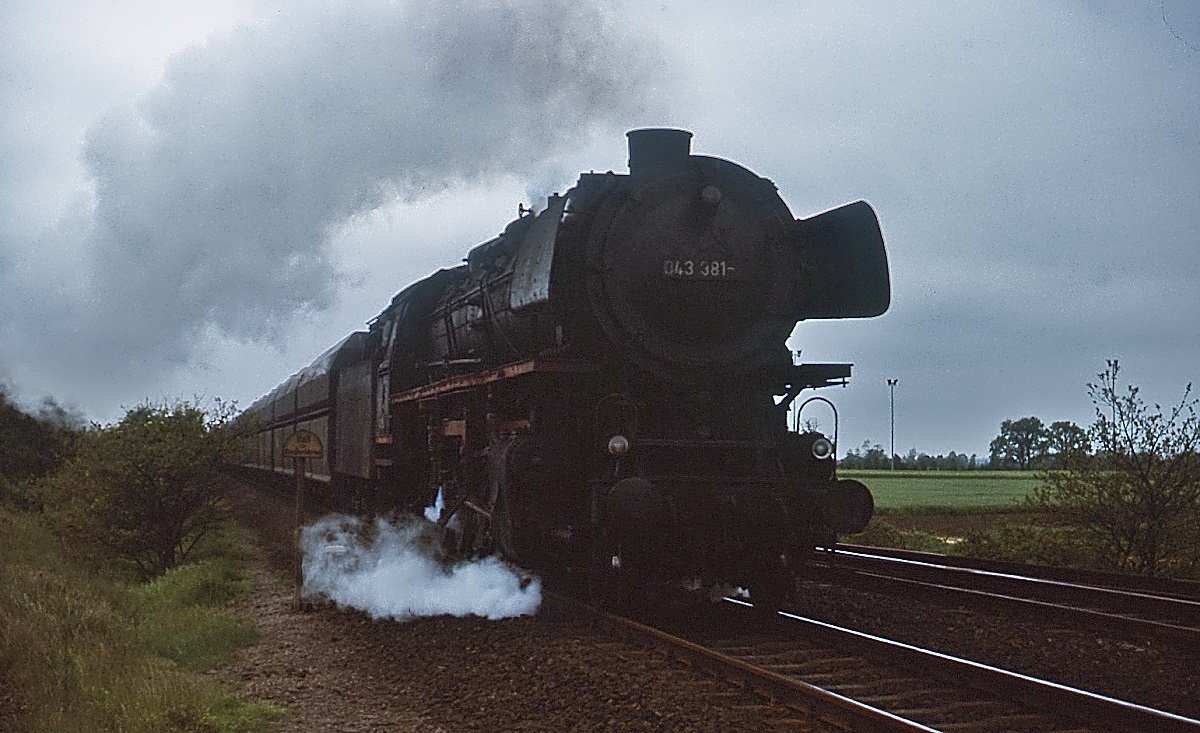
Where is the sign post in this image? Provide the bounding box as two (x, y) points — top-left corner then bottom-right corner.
(283, 429), (324, 610)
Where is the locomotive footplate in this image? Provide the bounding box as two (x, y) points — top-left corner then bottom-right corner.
(775, 363), (852, 407)
(390, 357), (596, 405)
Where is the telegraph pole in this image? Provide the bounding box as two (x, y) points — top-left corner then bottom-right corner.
(887, 378), (898, 470)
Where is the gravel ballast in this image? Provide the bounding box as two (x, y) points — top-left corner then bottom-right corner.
(220, 480), (1199, 729)
(217, 482), (795, 732)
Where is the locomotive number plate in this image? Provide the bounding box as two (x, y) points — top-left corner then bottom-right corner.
(662, 259), (737, 279)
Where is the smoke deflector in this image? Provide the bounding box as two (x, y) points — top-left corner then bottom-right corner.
(790, 200), (891, 320)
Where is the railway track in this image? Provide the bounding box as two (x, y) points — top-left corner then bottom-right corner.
(815, 545), (1200, 647)
(552, 592), (1200, 733)
(833, 544), (1200, 599)
(243, 472), (1196, 726)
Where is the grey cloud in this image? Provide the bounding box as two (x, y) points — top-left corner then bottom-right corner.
(693, 1), (1200, 454)
(8, 0), (662, 402)
(5, 0), (1195, 455)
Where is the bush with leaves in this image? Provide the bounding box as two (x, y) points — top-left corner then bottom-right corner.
(43, 401), (242, 578)
(1030, 361), (1200, 577)
(956, 522), (1104, 568)
(0, 388), (81, 485)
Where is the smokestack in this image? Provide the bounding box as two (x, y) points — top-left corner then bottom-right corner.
(626, 128), (693, 175)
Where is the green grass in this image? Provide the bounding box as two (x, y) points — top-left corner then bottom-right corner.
(128, 560), (261, 673)
(840, 470), (1044, 513)
(843, 520), (953, 552)
(0, 507), (284, 733)
(836, 471), (1199, 577)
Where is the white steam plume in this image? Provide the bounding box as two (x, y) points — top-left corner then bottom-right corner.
(300, 513), (541, 621)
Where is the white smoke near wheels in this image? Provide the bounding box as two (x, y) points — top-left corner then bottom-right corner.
(300, 513), (541, 621)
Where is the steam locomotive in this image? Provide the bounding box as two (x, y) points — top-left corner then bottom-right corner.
(238, 129), (890, 607)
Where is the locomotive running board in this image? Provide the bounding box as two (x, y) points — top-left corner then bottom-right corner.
(390, 357), (597, 404)
(786, 362), (851, 390)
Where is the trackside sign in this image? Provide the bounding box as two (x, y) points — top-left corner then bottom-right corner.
(283, 429), (324, 459)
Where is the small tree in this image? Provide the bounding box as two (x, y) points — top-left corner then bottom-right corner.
(44, 401), (241, 577)
(1045, 420), (1090, 468)
(1031, 361), (1200, 576)
(989, 416), (1049, 469)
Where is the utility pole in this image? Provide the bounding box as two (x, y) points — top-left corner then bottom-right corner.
(791, 350), (802, 432)
(887, 378), (898, 470)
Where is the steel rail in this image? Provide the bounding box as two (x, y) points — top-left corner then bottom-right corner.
(545, 592), (937, 732)
(831, 547), (1200, 611)
(744, 598), (1200, 733)
(835, 543), (1200, 600)
(823, 547), (1200, 644)
(853, 568), (1200, 646)
(549, 589), (1200, 732)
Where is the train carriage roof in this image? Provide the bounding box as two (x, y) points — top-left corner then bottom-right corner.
(243, 331), (367, 418)
(370, 266), (467, 326)
(296, 331), (367, 386)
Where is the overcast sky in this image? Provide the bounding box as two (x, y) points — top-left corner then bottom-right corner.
(2, 0), (1198, 458)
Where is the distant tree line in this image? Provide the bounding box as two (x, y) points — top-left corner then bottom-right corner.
(842, 414), (1107, 472)
(839, 441), (984, 471)
(842, 413), (1139, 474)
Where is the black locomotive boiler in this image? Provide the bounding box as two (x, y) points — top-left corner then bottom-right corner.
(238, 129), (891, 607)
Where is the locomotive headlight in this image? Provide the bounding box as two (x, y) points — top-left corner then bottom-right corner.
(607, 435), (631, 456)
(811, 437), (833, 460)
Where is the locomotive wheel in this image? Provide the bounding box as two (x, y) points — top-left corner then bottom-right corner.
(586, 527), (643, 612)
(492, 484), (518, 562)
(748, 552), (794, 615)
(488, 435), (543, 566)
(435, 523), (461, 560)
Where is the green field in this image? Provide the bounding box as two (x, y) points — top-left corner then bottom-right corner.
(839, 470), (1045, 513)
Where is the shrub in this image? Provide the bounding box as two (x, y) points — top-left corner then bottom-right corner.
(1029, 361), (1200, 576)
(954, 522), (1105, 568)
(0, 389), (79, 481)
(40, 402), (244, 578)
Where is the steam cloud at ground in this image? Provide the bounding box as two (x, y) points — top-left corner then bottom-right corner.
(300, 513), (541, 621)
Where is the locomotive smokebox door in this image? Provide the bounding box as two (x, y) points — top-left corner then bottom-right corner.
(790, 200), (891, 319)
(587, 155), (798, 380)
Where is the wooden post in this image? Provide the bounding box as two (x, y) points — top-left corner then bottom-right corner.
(294, 455), (305, 609)
(282, 429), (323, 612)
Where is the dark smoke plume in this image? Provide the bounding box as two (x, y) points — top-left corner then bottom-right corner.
(18, 0), (661, 399)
